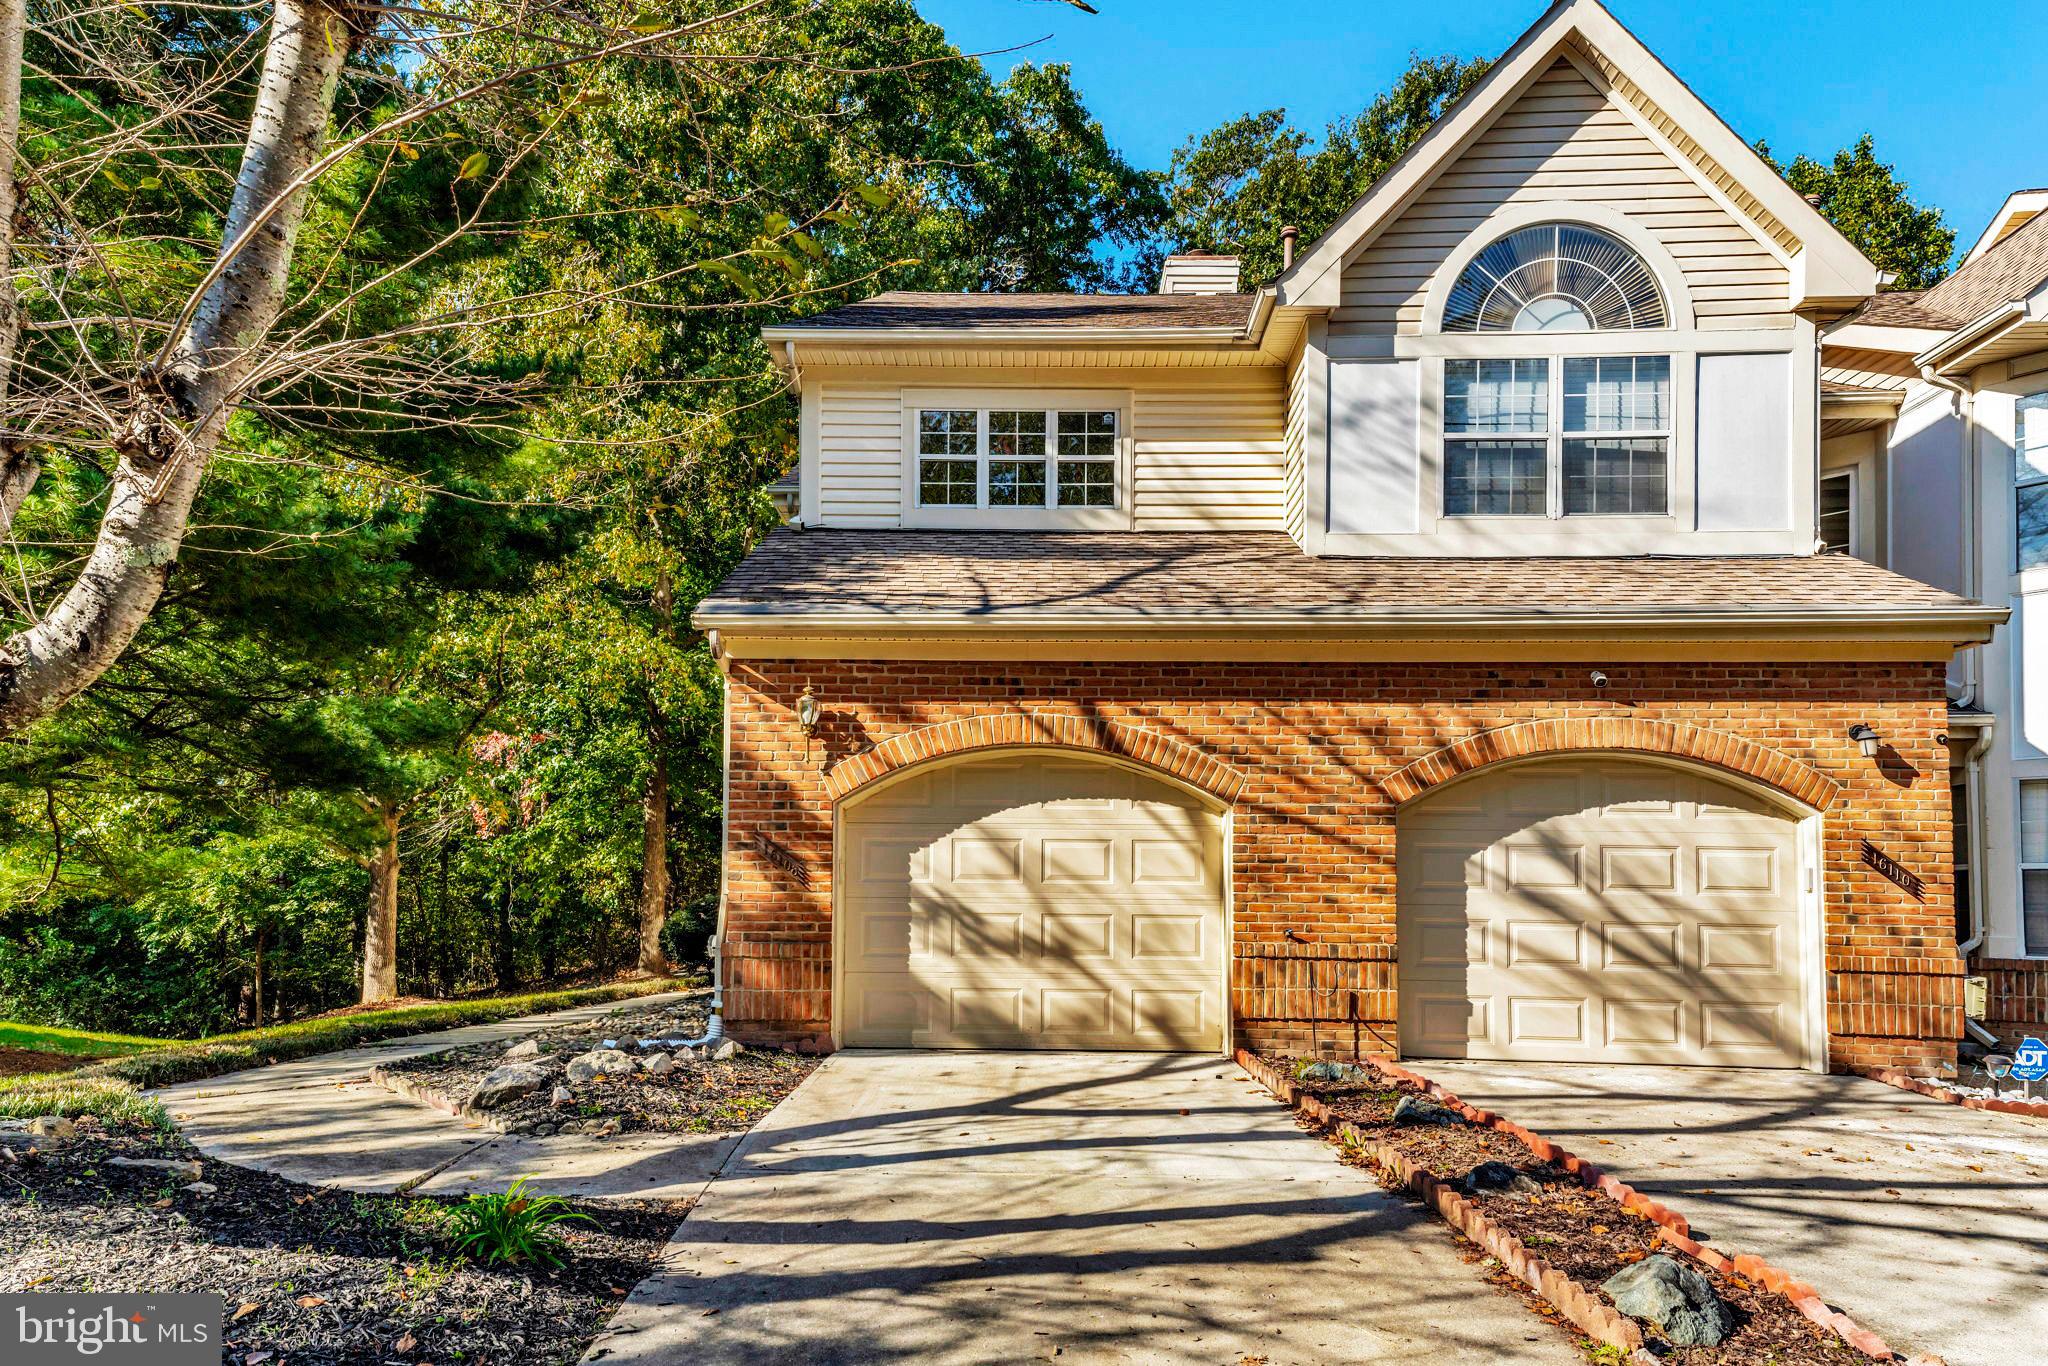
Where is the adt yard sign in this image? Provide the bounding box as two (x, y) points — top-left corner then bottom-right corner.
(2012, 1037), (2048, 1083)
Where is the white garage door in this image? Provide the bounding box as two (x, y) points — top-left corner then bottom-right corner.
(1398, 759), (1814, 1068)
(839, 752), (1224, 1050)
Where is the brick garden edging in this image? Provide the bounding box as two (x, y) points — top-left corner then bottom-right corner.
(1849, 1063), (2048, 1120)
(368, 1064), (513, 1133)
(1238, 1049), (1913, 1363)
(1236, 1049), (1643, 1354)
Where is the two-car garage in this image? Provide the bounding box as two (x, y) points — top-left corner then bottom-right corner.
(834, 750), (1818, 1069)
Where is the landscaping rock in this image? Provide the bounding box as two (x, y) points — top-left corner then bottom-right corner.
(642, 1052), (675, 1077)
(502, 1038), (542, 1060)
(711, 1038), (741, 1061)
(26, 1116), (77, 1143)
(1602, 1254), (1734, 1348)
(108, 1156), (204, 1180)
(1461, 1160), (1541, 1199)
(1391, 1095), (1465, 1127)
(470, 1063), (550, 1111)
(181, 1180), (218, 1195)
(565, 1048), (637, 1084)
(1297, 1061), (1366, 1083)
(550, 1085), (574, 1106)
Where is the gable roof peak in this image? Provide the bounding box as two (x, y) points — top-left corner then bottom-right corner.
(1271, 0), (1876, 313)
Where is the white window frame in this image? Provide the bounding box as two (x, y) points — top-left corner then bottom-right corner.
(1818, 467), (1858, 556)
(1442, 354), (1674, 520)
(900, 388), (1133, 530)
(2022, 778), (2048, 958)
(2018, 391), (2048, 573)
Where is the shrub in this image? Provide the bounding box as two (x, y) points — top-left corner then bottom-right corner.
(446, 1179), (595, 1267)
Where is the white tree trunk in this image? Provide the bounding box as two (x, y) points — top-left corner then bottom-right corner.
(0, 0), (353, 730)
(0, 0), (32, 532)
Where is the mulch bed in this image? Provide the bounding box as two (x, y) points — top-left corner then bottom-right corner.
(0, 1121), (677, 1366)
(0, 1047), (88, 1077)
(376, 1002), (817, 1137)
(1261, 1056), (1863, 1366)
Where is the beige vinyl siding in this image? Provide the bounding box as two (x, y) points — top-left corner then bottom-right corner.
(812, 369), (1287, 531)
(817, 381), (904, 527)
(1336, 60), (1789, 334)
(1133, 370), (1286, 530)
(1283, 349), (1309, 545)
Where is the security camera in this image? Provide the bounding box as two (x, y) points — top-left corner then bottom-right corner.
(1590, 670), (1610, 688)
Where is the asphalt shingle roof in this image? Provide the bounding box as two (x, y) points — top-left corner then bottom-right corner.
(773, 291), (1255, 331)
(1844, 214), (2048, 333)
(697, 529), (1977, 622)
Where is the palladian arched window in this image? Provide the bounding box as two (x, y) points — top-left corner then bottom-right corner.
(1436, 220), (1674, 522)
(1442, 222), (1667, 333)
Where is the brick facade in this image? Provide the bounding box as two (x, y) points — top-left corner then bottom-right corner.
(1969, 956), (2048, 1048)
(718, 657), (1962, 1070)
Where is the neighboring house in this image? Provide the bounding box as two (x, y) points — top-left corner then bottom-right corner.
(1817, 188), (2048, 1048)
(692, 0), (2005, 1072)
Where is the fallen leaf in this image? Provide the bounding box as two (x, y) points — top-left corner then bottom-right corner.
(296, 1295), (326, 1309)
(394, 1332), (418, 1353)
(232, 1303), (260, 1323)
(1968, 1164), (1984, 1172)
(151, 1198), (173, 1210)
(1591, 1225), (1610, 1235)
(701, 1307), (720, 1316)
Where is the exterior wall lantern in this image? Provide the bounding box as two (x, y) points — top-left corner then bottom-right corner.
(1848, 723), (1882, 759)
(795, 685), (822, 739)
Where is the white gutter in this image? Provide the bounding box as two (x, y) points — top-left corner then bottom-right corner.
(760, 324), (1250, 345)
(694, 604), (2005, 639)
(1914, 301), (2027, 376)
(708, 630), (731, 1015)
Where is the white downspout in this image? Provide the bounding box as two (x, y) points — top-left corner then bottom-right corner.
(1958, 718), (1994, 958)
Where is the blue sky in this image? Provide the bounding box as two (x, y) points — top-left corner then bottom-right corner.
(914, 0), (2042, 262)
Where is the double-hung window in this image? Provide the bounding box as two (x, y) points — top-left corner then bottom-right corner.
(1443, 354), (1670, 518)
(2018, 392), (2048, 570)
(1438, 221), (1673, 524)
(2023, 780), (2048, 955)
(916, 405), (1120, 511)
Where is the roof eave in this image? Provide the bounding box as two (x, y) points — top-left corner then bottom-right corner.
(694, 603), (2005, 646)
(760, 324), (1252, 346)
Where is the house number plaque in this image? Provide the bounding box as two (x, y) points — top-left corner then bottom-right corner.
(753, 832), (813, 890)
(1859, 839), (1925, 900)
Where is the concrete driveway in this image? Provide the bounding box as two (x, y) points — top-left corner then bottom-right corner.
(1416, 1061), (2048, 1366)
(588, 1051), (1577, 1365)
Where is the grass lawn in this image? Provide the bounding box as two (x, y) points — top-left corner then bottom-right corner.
(0, 975), (699, 1127)
(0, 1021), (173, 1057)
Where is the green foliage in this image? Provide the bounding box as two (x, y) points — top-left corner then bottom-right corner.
(1758, 133), (1956, 289)
(0, 1021), (170, 1056)
(75, 977), (690, 1090)
(1163, 54), (1490, 284)
(447, 1178), (596, 1268)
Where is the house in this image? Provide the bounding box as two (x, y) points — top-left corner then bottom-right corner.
(691, 0), (2006, 1072)
(1815, 187), (2048, 1049)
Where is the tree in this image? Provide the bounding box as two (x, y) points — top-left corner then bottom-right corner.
(0, 0), (967, 736)
(1163, 54), (1489, 285)
(1757, 133), (1956, 290)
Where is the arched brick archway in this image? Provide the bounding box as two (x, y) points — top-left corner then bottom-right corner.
(825, 712), (1247, 807)
(1380, 717), (1840, 812)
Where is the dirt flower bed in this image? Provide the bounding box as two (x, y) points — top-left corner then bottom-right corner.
(0, 1121), (676, 1366)
(1261, 1056), (1862, 1366)
(376, 1002), (817, 1137)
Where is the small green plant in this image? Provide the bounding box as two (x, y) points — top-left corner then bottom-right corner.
(446, 1179), (595, 1268)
